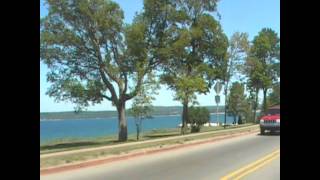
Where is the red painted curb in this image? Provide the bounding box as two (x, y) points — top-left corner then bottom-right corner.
(40, 129), (258, 175)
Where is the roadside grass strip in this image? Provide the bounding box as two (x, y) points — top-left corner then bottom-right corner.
(220, 149), (280, 180)
(41, 124), (255, 155)
(41, 126), (259, 171)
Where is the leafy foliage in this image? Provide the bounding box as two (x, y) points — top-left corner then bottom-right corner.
(187, 106), (210, 133)
(40, 0), (280, 137)
(223, 32), (249, 126)
(129, 73), (158, 121)
(40, 0), (160, 141)
(268, 82), (280, 106)
(248, 28), (280, 114)
(142, 0), (228, 134)
(129, 72), (159, 140)
(227, 82), (247, 122)
(129, 90), (153, 141)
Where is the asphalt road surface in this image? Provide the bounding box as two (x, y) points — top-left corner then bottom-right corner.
(41, 132), (280, 180)
(244, 155), (280, 180)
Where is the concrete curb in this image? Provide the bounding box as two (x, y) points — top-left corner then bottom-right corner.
(40, 128), (259, 176)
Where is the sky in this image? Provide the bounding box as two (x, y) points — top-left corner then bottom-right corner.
(40, 0), (280, 112)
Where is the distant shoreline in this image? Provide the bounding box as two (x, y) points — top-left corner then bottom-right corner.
(40, 106), (227, 121)
(40, 112), (229, 121)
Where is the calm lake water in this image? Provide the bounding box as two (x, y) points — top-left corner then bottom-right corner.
(40, 114), (237, 144)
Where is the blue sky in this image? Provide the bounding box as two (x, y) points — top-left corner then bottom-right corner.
(40, 0), (280, 112)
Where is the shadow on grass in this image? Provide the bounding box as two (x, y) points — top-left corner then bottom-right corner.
(40, 139), (137, 151)
(41, 141), (107, 151)
(143, 133), (180, 138)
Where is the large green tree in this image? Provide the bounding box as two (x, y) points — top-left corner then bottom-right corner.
(250, 28), (280, 115)
(40, 0), (159, 141)
(129, 73), (158, 141)
(223, 32), (249, 127)
(243, 28), (280, 121)
(142, 0), (228, 134)
(244, 56), (264, 123)
(227, 82), (247, 124)
(129, 89), (154, 141)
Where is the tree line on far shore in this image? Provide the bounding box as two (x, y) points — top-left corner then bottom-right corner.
(40, 0), (280, 141)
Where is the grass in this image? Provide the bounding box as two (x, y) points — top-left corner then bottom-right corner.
(41, 136), (137, 155)
(40, 123), (258, 169)
(40, 124), (254, 154)
(40, 128), (180, 154)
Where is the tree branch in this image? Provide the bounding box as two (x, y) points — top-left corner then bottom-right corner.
(85, 25), (120, 105)
(90, 32), (119, 104)
(125, 71), (145, 101)
(103, 65), (122, 85)
(99, 68), (119, 105)
(123, 72), (128, 95)
(101, 94), (112, 101)
(102, 39), (122, 86)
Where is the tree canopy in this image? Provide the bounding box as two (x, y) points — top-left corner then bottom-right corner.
(249, 28), (280, 114)
(227, 82), (247, 123)
(142, 0), (228, 134)
(40, 0), (280, 140)
(268, 82), (280, 106)
(40, 0), (160, 141)
(129, 85), (155, 140)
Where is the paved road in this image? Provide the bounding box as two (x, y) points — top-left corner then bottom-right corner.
(244, 155), (280, 180)
(41, 133), (280, 180)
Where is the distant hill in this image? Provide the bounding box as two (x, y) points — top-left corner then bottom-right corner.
(40, 106), (226, 120)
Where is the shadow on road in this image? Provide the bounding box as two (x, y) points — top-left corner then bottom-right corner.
(257, 131), (280, 136)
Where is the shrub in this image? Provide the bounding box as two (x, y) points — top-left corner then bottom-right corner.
(188, 107), (210, 133)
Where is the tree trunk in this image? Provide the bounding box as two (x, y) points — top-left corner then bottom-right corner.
(117, 102), (127, 142)
(253, 88), (259, 123)
(262, 88), (268, 115)
(233, 115), (236, 124)
(181, 98), (188, 135)
(136, 124), (140, 141)
(224, 81), (229, 128)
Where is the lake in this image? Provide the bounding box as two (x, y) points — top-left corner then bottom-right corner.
(40, 114), (237, 144)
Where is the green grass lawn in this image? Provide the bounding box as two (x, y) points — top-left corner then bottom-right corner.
(40, 123), (254, 154)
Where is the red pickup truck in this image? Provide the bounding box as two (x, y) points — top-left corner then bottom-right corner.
(259, 105), (280, 135)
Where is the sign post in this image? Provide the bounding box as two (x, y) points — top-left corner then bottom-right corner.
(214, 82), (222, 126)
(215, 95), (220, 125)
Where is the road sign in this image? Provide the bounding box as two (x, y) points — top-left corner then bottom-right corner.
(215, 95), (220, 104)
(214, 82), (222, 95)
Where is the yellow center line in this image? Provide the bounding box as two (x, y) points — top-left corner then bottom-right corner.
(234, 154), (279, 180)
(220, 148), (280, 180)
